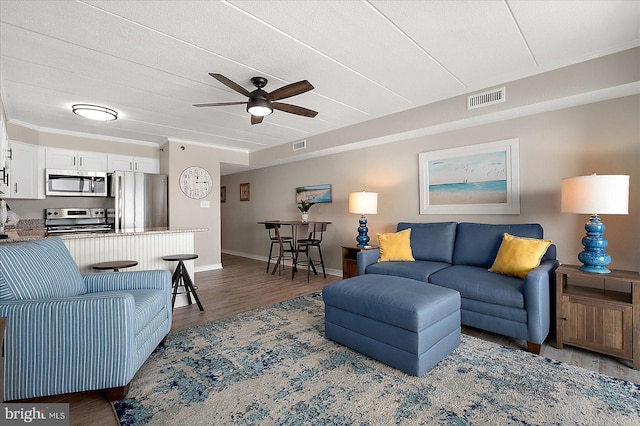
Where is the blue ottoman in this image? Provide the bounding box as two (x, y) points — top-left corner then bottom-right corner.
(322, 274), (460, 376)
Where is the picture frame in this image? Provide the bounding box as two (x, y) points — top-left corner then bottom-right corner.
(418, 138), (520, 214)
(296, 184), (332, 204)
(220, 186), (226, 203)
(240, 182), (250, 201)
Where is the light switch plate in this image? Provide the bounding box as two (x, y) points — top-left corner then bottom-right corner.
(200, 200), (210, 208)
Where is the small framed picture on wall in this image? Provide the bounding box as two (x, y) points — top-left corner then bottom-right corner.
(220, 186), (226, 203)
(240, 182), (250, 201)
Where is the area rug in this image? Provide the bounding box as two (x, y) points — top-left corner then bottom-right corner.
(114, 293), (640, 425)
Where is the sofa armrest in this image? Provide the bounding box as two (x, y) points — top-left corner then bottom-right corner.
(523, 258), (560, 345)
(0, 294), (138, 400)
(83, 269), (172, 293)
(357, 249), (380, 276)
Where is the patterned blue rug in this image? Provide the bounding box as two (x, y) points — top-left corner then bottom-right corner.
(114, 293), (640, 425)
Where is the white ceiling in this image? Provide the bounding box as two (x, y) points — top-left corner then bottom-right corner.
(1, 1), (638, 160)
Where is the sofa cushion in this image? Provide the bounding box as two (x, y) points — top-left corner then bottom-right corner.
(452, 223), (544, 268)
(366, 260), (451, 282)
(397, 222), (457, 263)
(0, 237), (86, 301)
(98, 289), (167, 334)
(489, 233), (552, 279)
(377, 228), (415, 262)
(428, 265), (525, 309)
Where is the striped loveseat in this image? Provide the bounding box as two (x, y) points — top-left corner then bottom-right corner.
(0, 237), (172, 401)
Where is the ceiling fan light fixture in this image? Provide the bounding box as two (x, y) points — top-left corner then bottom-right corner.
(72, 104), (118, 121)
(246, 98), (273, 117)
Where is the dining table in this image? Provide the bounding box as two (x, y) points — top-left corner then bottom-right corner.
(257, 220), (332, 277)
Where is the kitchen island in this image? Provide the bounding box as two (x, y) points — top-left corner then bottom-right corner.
(1, 227), (206, 308)
(61, 227), (206, 274)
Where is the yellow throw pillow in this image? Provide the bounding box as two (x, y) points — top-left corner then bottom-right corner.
(377, 228), (415, 262)
(489, 233), (552, 279)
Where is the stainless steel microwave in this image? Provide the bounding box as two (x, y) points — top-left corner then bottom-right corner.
(45, 169), (108, 197)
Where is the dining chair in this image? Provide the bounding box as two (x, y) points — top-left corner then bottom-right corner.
(264, 222), (294, 275)
(292, 222), (328, 282)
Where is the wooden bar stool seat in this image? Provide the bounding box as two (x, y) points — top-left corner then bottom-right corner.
(92, 260), (138, 272)
(162, 254), (204, 311)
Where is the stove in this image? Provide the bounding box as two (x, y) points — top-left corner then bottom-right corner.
(45, 208), (113, 235)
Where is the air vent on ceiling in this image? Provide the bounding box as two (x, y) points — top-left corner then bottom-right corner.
(467, 87), (506, 110)
(292, 140), (307, 151)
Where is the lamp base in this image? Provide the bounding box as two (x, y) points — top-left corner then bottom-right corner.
(578, 264), (610, 274)
(355, 215), (370, 248)
(577, 215), (611, 274)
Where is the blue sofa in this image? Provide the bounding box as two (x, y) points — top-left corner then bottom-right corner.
(357, 222), (559, 353)
(0, 237), (172, 401)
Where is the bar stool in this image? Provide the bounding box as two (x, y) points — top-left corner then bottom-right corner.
(292, 222), (329, 282)
(92, 260), (138, 272)
(162, 254), (204, 311)
(264, 222), (294, 275)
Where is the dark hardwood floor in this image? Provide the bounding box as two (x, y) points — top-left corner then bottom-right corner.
(12, 253), (639, 425)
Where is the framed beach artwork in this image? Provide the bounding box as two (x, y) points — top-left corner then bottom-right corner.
(296, 184), (332, 204)
(419, 138), (520, 214)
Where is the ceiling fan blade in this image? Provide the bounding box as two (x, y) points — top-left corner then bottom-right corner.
(193, 101), (248, 107)
(251, 115), (264, 125)
(272, 102), (318, 118)
(267, 80), (314, 101)
(209, 73), (252, 97)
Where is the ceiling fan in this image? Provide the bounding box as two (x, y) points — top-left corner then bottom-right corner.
(193, 73), (318, 125)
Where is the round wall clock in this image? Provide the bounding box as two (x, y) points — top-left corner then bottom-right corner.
(179, 166), (212, 199)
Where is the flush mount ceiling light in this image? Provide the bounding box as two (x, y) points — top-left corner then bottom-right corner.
(72, 104), (118, 121)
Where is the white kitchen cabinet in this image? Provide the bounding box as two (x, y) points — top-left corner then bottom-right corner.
(46, 148), (107, 172)
(107, 154), (159, 174)
(0, 115), (8, 195)
(6, 141), (45, 199)
(133, 156), (159, 173)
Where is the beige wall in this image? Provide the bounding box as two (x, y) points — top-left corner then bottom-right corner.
(221, 95), (640, 273)
(160, 140), (246, 270)
(6, 123), (160, 157)
(162, 141), (221, 270)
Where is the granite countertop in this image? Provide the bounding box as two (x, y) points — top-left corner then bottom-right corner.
(0, 218), (47, 242)
(0, 224), (207, 243)
(60, 227), (207, 239)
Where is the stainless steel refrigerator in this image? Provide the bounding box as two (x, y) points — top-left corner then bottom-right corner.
(108, 171), (168, 231)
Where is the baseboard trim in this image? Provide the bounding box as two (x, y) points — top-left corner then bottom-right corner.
(195, 263), (223, 273)
(222, 249), (342, 277)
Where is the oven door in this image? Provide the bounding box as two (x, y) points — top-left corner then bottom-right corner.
(46, 169), (107, 197)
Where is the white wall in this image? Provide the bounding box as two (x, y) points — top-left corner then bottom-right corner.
(221, 95), (640, 273)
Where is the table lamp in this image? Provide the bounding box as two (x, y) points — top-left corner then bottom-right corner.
(561, 173), (629, 274)
(349, 191), (378, 248)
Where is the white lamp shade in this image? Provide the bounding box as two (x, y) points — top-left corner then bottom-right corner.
(561, 174), (629, 215)
(349, 192), (378, 215)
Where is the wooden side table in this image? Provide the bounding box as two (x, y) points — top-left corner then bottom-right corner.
(341, 246), (378, 279)
(555, 264), (640, 369)
(92, 260), (138, 272)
